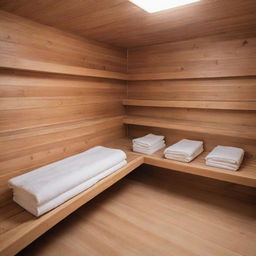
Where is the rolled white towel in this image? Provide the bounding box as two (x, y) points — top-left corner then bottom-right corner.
(205, 146), (244, 171)
(9, 146), (127, 206)
(164, 139), (203, 158)
(133, 140), (166, 155)
(13, 160), (127, 216)
(133, 134), (165, 148)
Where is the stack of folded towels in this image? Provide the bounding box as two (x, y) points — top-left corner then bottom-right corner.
(9, 146), (127, 217)
(164, 139), (204, 162)
(205, 145), (244, 171)
(132, 133), (166, 155)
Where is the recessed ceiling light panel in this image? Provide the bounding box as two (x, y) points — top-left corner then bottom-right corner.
(129, 0), (200, 13)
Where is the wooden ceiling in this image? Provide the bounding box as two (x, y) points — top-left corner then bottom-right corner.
(0, 0), (256, 48)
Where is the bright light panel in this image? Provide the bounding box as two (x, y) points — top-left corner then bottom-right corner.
(129, 0), (200, 13)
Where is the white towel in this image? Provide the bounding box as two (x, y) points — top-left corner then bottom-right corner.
(165, 147), (203, 163)
(9, 146), (126, 206)
(205, 146), (244, 171)
(206, 160), (239, 171)
(13, 160), (127, 216)
(205, 146), (244, 165)
(164, 139), (203, 157)
(133, 141), (166, 155)
(133, 134), (165, 148)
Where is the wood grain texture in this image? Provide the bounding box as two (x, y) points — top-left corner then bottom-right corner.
(124, 115), (256, 141)
(1, 137), (255, 256)
(128, 36), (256, 79)
(0, 152), (143, 256)
(0, 54), (128, 80)
(0, 11), (127, 73)
(125, 99), (256, 143)
(128, 125), (256, 158)
(0, 11), (127, 203)
(16, 167), (256, 256)
(0, 6), (255, 256)
(0, 0), (256, 47)
(0, 69), (126, 202)
(123, 99), (256, 111)
(127, 78), (256, 101)
(114, 138), (256, 187)
(126, 36), (256, 155)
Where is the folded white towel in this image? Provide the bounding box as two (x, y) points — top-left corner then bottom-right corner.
(205, 146), (244, 165)
(9, 146), (126, 206)
(206, 160), (239, 171)
(133, 141), (166, 155)
(205, 146), (244, 171)
(165, 147), (203, 163)
(133, 134), (165, 148)
(164, 139), (203, 157)
(13, 160), (127, 216)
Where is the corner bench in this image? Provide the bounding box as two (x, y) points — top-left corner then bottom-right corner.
(0, 137), (255, 256)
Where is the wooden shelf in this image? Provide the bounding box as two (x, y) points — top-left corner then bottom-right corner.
(144, 150), (256, 188)
(123, 116), (256, 140)
(2, 54), (255, 85)
(0, 54), (128, 80)
(123, 99), (256, 111)
(107, 138), (256, 188)
(128, 72), (256, 81)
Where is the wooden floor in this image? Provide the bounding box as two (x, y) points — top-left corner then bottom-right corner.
(17, 166), (256, 256)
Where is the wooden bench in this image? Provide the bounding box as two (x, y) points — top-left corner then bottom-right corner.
(0, 137), (255, 256)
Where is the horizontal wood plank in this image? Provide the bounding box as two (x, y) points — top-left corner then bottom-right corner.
(0, 55), (128, 80)
(128, 36), (256, 79)
(123, 116), (256, 140)
(127, 78), (256, 101)
(123, 99), (256, 111)
(0, 10), (127, 71)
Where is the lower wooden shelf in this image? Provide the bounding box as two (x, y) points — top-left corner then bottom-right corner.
(110, 138), (256, 188)
(123, 115), (256, 140)
(0, 153), (143, 256)
(0, 137), (255, 256)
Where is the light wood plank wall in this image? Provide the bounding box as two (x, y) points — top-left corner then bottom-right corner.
(0, 11), (127, 73)
(127, 35), (256, 155)
(0, 11), (127, 203)
(128, 35), (256, 79)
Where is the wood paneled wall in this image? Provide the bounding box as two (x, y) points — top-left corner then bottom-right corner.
(128, 35), (256, 79)
(127, 36), (256, 154)
(0, 11), (126, 73)
(0, 11), (126, 203)
(1, 10), (256, 203)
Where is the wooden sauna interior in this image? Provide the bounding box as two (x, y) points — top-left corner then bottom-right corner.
(0, 1), (255, 255)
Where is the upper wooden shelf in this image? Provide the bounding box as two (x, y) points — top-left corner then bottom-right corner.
(128, 72), (256, 81)
(123, 99), (256, 111)
(1, 55), (255, 83)
(123, 116), (256, 140)
(0, 55), (128, 80)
